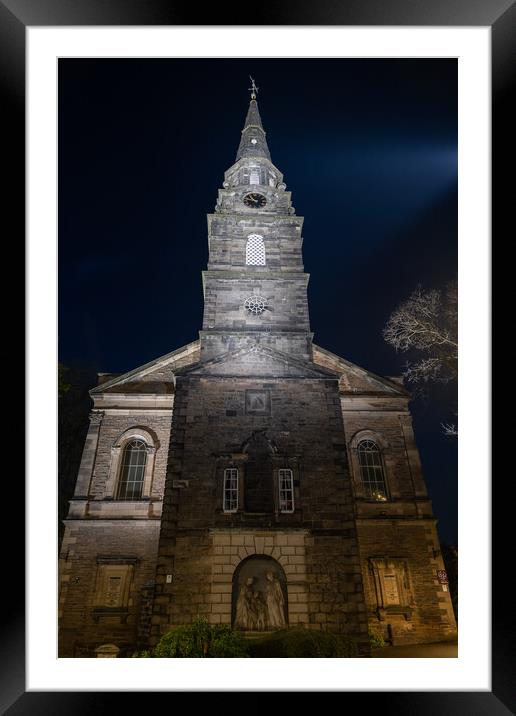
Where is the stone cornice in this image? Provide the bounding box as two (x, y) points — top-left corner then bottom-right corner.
(202, 269), (309, 282)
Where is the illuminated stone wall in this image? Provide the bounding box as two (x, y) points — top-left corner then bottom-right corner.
(150, 373), (371, 655)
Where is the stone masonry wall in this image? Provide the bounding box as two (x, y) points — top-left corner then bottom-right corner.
(207, 214), (304, 272)
(58, 520), (161, 656)
(88, 412), (172, 501)
(151, 374), (370, 654)
(357, 520), (457, 645)
(342, 409), (424, 501)
(202, 275), (310, 332)
(341, 406), (457, 644)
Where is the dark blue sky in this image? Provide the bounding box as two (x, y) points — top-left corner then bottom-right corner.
(58, 58), (457, 543)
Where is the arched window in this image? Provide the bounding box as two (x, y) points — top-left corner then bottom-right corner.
(249, 168), (260, 185)
(246, 235), (266, 266)
(116, 439), (147, 500)
(357, 440), (388, 501)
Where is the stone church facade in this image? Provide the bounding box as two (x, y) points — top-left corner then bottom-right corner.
(58, 91), (457, 657)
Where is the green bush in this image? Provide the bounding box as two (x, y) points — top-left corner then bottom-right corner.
(152, 617), (248, 658)
(368, 628), (386, 649)
(247, 627), (358, 658)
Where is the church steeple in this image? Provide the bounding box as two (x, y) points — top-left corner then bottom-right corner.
(236, 79), (271, 161)
(203, 82), (309, 361)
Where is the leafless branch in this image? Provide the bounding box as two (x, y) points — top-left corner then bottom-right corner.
(441, 422), (458, 437)
(383, 282), (458, 385)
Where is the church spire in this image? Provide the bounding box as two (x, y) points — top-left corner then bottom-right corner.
(236, 78), (271, 162)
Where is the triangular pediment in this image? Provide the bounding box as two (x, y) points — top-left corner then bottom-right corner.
(89, 340), (408, 396)
(312, 344), (410, 396)
(176, 345), (340, 379)
(90, 339), (200, 395)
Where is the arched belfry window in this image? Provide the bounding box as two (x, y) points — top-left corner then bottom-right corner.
(357, 440), (388, 501)
(116, 439), (147, 500)
(246, 235), (266, 266)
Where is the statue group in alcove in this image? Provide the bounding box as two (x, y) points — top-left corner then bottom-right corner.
(235, 571), (286, 631)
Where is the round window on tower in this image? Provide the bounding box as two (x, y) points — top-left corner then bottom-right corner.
(244, 296), (268, 315)
(251, 138), (258, 144)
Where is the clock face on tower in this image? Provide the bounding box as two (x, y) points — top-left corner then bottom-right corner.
(243, 192), (267, 209)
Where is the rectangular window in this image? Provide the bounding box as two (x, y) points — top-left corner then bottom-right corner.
(250, 169), (260, 185)
(278, 469), (294, 513)
(223, 468), (239, 512)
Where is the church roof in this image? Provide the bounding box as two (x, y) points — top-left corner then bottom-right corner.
(312, 344), (410, 396)
(89, 339), (408, 398)
(89, 339), (200, 394)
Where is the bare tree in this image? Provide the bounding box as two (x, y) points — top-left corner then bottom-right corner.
(383, 281), (458, 434)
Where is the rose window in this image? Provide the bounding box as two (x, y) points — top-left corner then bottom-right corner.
(244, 296), (268, 315)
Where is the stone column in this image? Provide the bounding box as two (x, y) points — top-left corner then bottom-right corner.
(73, 410), (103, 498)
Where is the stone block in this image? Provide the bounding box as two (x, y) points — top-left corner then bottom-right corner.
(211, 603), (231, 615)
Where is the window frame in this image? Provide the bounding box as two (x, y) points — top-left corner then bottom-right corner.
(223, 467), (239, 513)
(349, 431), (391, 502)
(115, 439), (148, 501)
(245, 234), (266, 266)
(249, 168), (260, 185)
(278, 468), (295, 513)
(356, 439), (388, 502)
(104, 427), (159, 501)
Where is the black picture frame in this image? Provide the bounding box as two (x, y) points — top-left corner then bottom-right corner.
(4, 0), (503, 712)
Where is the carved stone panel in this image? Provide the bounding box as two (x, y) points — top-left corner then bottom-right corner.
(232, 556), (288, 631)
(245, 390), (271, 416)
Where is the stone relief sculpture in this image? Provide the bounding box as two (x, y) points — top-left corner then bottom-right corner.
(234, 577), (252, 628)
(233, 559), (287, 631)
(234, 576), (267, 630)
(265, 571), (286, 628)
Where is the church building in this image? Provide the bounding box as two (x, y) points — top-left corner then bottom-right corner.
(58, 83), (457, 657)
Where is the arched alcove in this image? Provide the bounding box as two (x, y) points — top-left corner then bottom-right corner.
(232, 555), (288, 631)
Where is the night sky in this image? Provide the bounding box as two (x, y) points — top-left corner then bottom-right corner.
(58, 58), (458, 543)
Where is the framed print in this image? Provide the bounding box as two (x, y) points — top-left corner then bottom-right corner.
(2, 0), (506, 712)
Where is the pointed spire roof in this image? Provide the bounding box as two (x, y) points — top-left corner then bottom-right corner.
(236, 97), (271, 162)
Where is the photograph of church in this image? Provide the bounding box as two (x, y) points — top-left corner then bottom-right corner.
(58, 62), (457, 657)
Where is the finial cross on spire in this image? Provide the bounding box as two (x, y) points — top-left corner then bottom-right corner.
(249, 76), (259, 100)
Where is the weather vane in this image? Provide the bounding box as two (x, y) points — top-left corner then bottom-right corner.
(249, 76), (259, 100)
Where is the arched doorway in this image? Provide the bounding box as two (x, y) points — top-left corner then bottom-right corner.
(232, 555), (288, 631)
(243, 431), (274, 513)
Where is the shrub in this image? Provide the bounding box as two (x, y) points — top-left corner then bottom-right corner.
(247, 627), (358, 658)
(368, 628), (386, 649)
(153, 617), (248, 658)
(208, 626), (249, 658)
